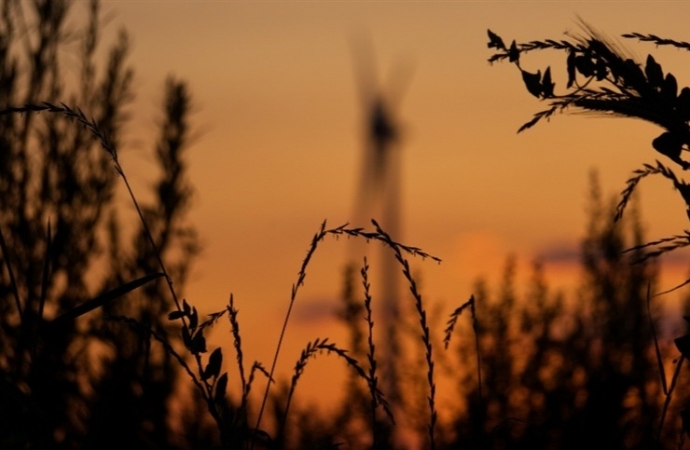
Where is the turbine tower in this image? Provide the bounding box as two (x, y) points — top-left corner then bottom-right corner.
(349, 34), (413, 414)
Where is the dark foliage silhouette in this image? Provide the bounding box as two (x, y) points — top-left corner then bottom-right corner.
(485, 23), (690, 232)
(0, 2), (503, 449)
(84, 77), (200, 449)
(486, 21), (690, 447)
(8, 5), (690, 449)
(448, 175), (664, 449)
(0, 1), (199, 448)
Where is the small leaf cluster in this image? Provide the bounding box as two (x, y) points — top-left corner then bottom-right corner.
(488, 29), (556, 100)
(168, 298), (227, 355)
(487, 25), (690, 288)
(283, 337), (393, 429)
(167, 299), (239, 441)
(487, 26), (690, 170)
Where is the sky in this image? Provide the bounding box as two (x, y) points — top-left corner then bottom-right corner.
(88, 0), (690, 413)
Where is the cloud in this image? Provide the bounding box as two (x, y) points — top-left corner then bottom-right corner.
(534, 241), (580, 265)
(293, 295), (339, 324)
(451, 230), (514, 279)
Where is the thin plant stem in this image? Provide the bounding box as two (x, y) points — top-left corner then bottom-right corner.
(251, 221), (433, 449)
(372, 220), (437, 450)
(113, 147), (215, 417)
(658, 355), (685, 441)
(116, 164), (181, 311)
(362, 257), (380, 437)
(252, 221), (329, 445)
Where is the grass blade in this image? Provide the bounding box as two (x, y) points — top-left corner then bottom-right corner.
(45, 272), (165, 330)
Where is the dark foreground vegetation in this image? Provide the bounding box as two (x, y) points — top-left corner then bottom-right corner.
(2, 2), (690, 449)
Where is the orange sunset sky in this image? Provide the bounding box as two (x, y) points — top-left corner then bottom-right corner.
(91, 1), (690, 409)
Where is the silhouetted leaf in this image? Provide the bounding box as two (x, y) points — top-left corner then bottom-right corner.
(677, 87), (690, 120)
(190, 331), (207, 354)
(541, 67), (554, 98)
(594, 58), (608, 81)
(183, 298), (191, 315)
(487, 29), (505, 50)
(653, 131), (683, 161)
(168, 310), (185, 321)
(202, 347), (223, 380)
(566, 51), (577, 88)
(574, 55), (595, 77)
(521, 69), (542, 98)
(189, 307), (198, 330)
(624, 58), (647, 90)
(508, 40), (519, 63)
(662, 73), (678, 103)
(675, 334), (690, 358)
(645, 54), (664, 88)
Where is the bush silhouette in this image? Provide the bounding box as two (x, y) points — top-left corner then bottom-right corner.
(0, 2), (198, 448)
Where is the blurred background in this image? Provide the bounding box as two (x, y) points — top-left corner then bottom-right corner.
(101, 0), (690, 405)
(5, 0), (690, 447)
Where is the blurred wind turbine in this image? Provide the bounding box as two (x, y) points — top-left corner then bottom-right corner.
(349, 32), (414, 416)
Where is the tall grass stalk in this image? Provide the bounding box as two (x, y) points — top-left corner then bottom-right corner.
(367, 219), (438, 449)
(361, 257), (383, 437)
(252, 220), (440, 447)
(487, 25), (690, 446)
(0, 102), (235, 445)
(279, 337), (390, 441)
(253, 221), (330, 441)
(228, 294), (252, 428)
(444, 295), (482, 403)
(2, 102), (449, 448)
(0, 103), (185, 315)
(0, 102), (192, 317)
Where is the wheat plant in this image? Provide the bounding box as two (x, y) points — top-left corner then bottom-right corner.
(487, 21), (690, 443)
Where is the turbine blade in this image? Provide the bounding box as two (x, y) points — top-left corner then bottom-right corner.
(349, 28), (379, 108)
(385, 55), (416, 112)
